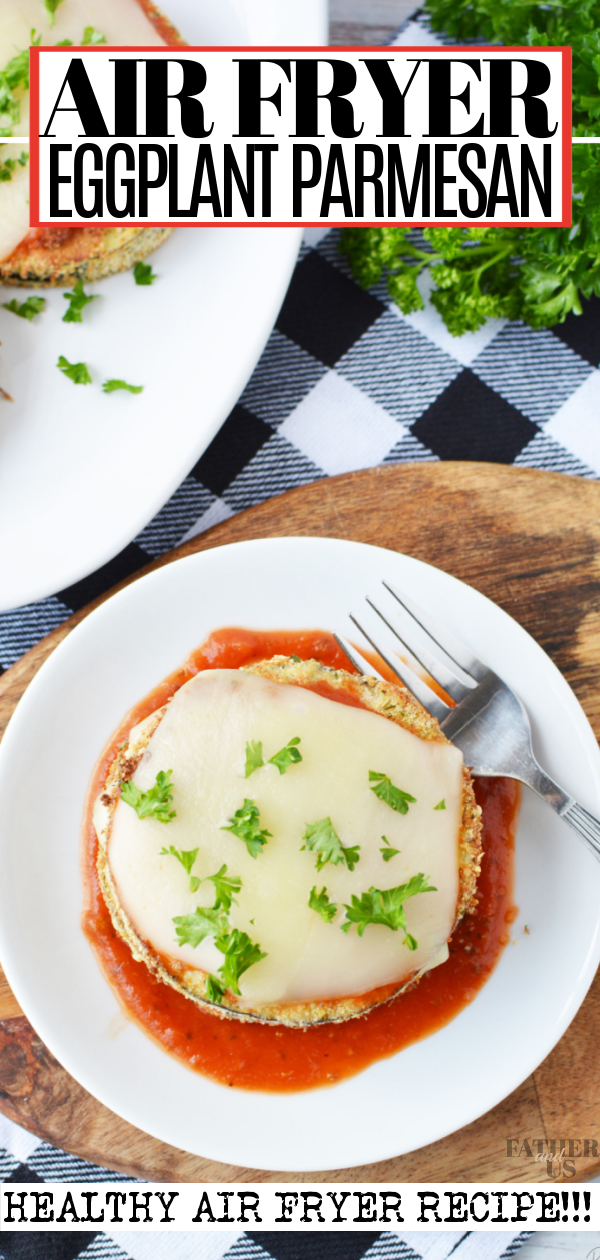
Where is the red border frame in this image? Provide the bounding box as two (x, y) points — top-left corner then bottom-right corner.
(29, 44), (572, 230)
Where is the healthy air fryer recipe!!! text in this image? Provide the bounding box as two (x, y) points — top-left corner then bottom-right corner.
(82, 628), (519, 1092)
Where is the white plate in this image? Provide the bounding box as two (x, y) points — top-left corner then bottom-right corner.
(0, 0), (327, 614)
(0, 536), (599, 1173)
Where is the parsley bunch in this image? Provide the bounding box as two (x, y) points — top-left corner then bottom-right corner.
(341, 0), (600, 333)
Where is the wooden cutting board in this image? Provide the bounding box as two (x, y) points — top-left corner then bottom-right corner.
(2, 461), (600, 1184)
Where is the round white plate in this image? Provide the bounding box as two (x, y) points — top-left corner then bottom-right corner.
(0, 536), (599, 1173)
(0, 0), (327, 614)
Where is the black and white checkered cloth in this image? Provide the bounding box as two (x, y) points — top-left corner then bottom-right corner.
(0, 14), (596, 1257)
(0, 1226), (533, 1260)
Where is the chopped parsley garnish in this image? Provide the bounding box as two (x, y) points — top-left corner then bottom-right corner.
(379, 835), (400, 863)
(341, 873), (436, 949)
(214, 928), (266, 996)
(160, 846), (200, 891)
(269, 736), (302, 775)
(44, 0), (65, 25)
(308, 885), (337, 923)
(120, 769), (176, 823)
(173, 905), (228, 949)
(202, 864), (242, 913)
(0, 151), (28, 182)
(55, 26), (105, 46)
(102, 379), (144, 394)
(369, 771), (416, 815)
(0, 37), (39, 137)
(205, 974), (226, 1003)
(244, 735), (302, 777)
(434, 799), (446, 811)
(62, 278), (98, 323)
(3, 295), (45, 321)
(134, 261), (157, 285)
(82, 26), (106, 44)
(221, 798), (271, 858)
(301, 817), (360, 872)
(289, 654), (301, 663)
(244, 740), (264, 777)
(57, 355), (92, 385)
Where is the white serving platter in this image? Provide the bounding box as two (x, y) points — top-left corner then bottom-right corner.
(0, 0), (327, 612)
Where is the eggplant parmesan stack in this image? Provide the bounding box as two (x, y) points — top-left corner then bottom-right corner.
(93, 657), (483, 1028)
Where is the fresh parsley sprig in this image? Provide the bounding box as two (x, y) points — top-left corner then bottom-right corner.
(0, 36), (40, 137)
(379, 835), (400, 862)
(206, 974), (226, 1003)
(173, 905), (228, 949)
(44, 0), (65, 25)
(369, 771), (416, 815)
(121, 769), (176, 823)
(308, 885), (338, 923)
(57, 355), (92, 385)
(244, 740), (264, 777)
(173, 911), (265, 996)
(221, 798), (271, 858)
(244, 735), (302, 777)
(341, 873), (437, 949)
(82, 26), (106, 44)
(0, 151), (27, 182)
(102, 379), (144, 394)
(434, 799), (446, 811)
(269, 736), (302, 775)
(215, 927), (266, 995)
(134, 261), (157, 285)
(62, 279), (98, 323)
(202, 864), (242, 912)
(4, 295), (45, 321)
(160, 846), (200, 891)
(301, 817), (360, 872)
(341, 0), (600, 335)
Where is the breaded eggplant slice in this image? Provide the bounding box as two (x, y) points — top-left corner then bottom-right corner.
(0, 226), (174, 288)
(95, 658), (483, 1027)
(0, 0), (182, 288)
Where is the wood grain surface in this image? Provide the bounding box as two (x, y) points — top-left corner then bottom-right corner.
(1, 461), (600, 1184)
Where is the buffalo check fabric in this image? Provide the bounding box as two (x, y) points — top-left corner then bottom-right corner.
(0, 1222), (533, 1260)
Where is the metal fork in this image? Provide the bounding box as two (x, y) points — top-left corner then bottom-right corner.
(334, 581), (600, 862)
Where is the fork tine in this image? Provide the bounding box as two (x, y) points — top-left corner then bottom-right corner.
(383, 582), (489, 682)
(366, 596), (474, 703)
(333, 633), (385, 680)
(348, 615), (450, 723)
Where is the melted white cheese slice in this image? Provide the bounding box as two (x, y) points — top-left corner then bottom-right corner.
(107, 669), (464, 1007)
(0, 0), (166, 263)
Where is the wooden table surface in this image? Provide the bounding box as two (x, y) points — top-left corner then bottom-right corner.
(2, 462), (600, 1183)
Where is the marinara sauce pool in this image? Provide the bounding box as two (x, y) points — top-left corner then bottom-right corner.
(82, 628), (519, 1092)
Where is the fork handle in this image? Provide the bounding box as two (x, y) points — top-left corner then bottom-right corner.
(521, 763), (600, 862)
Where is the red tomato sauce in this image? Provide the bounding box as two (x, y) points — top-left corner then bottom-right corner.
(82, 627), (519, 1092)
